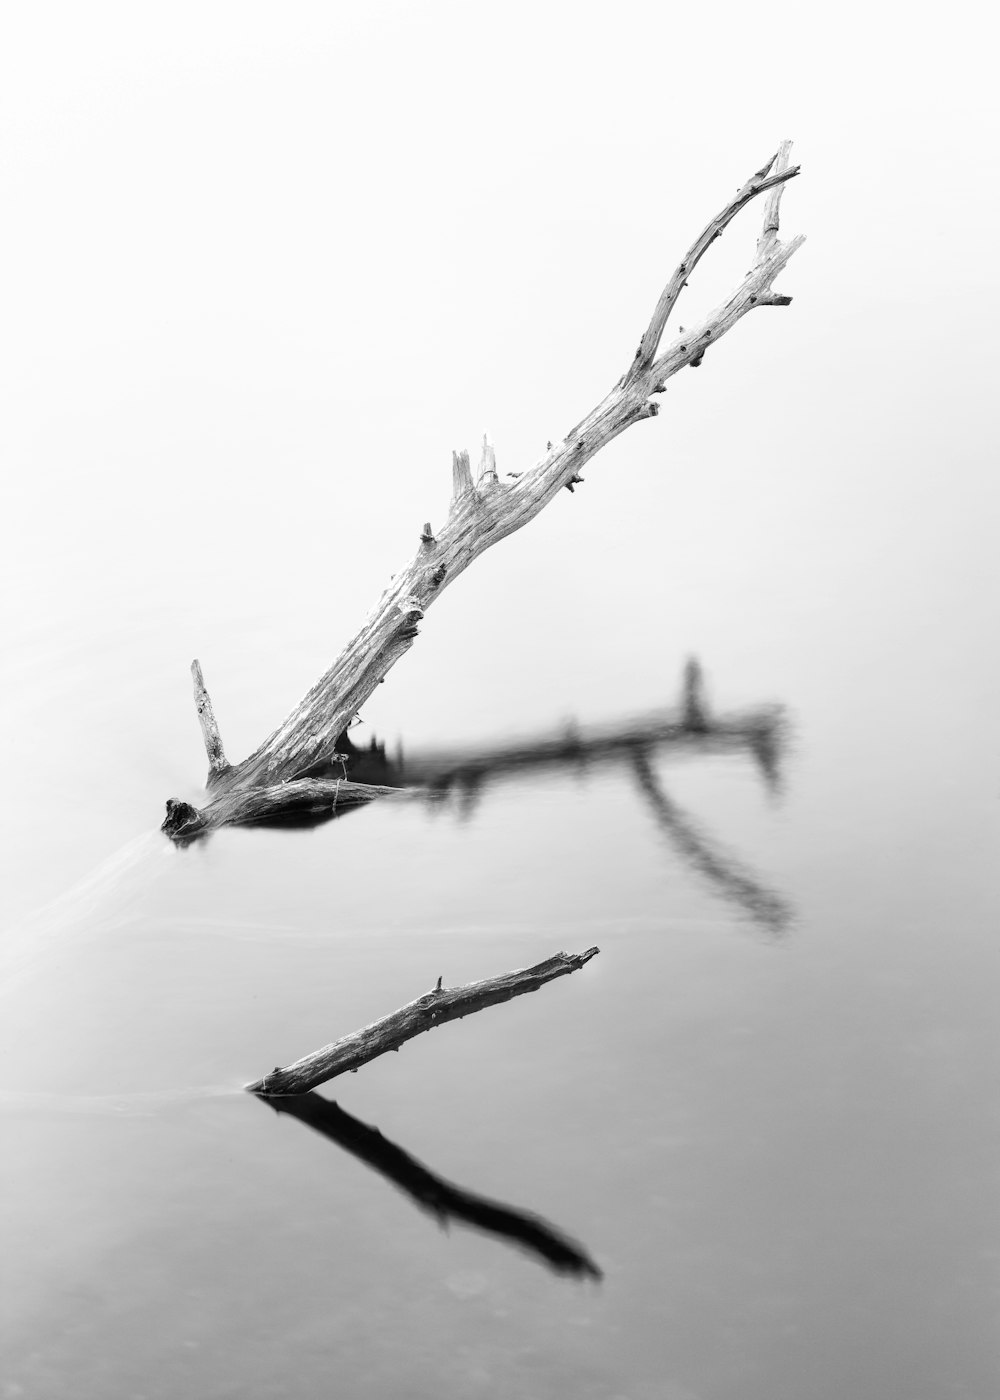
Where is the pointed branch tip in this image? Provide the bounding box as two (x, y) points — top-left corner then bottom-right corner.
(753, 148), (780, 181)
(190, 658), (228, 776)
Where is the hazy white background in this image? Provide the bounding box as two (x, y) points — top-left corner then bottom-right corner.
(2, 3), (997, 901)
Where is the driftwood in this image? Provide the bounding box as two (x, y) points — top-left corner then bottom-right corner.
(163, 144), (803, 841)
(163, 776), (396, 839)
(261, 1091), (601, 1279)
(247, 947), (599, 1097)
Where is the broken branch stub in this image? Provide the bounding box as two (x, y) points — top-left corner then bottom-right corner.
(247, 947), (600, 1097)
(164, 145), (804, 839)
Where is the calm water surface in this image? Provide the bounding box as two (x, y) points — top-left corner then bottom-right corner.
(2, 602), (998, 1400)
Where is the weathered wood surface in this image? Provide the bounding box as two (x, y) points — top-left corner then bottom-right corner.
(163, 778), (400, 842)
(191, 660), (227, 776)
(164, 144), (803, 840)
(261, 1091), (602, 1278)
(247, 947), (600, 1096)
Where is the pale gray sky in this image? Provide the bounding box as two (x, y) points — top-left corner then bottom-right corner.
(2, 0), (997, 831)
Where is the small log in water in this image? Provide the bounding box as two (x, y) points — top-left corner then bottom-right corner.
(247, 947), (600, 1096)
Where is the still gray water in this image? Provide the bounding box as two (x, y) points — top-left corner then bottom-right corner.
(2, 606), (997, 1397)
(3, 7), (1000, 1390)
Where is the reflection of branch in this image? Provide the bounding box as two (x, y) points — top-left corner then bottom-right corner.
(405, 709), (781, 796)
(247, 948), (599, 1096)
(346, 659), (785, 801)
(260, 1091), (602, 1280)
(630, 750), (792, 933)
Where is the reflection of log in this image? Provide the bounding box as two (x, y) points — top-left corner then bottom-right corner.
(630, 750), (791, 933)
(261, 1091), (602, 1279)
(163, 146), (803, 840)
(247, 947), (599, 1096)
(402, 666), (782, 801)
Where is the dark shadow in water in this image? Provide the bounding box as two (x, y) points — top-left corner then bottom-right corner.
(259, 1091), (602, 1281)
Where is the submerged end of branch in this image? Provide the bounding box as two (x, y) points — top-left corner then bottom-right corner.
(162, 798), (209, 843)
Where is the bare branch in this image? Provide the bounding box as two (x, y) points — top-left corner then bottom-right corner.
(247, 947), (600, 1096)
(648, 231), (806, 384)
(166, 146), (804, 836)
(756, 138), (794, 264)
(191, 660), (228, 777)
(626, 150), (800, 383)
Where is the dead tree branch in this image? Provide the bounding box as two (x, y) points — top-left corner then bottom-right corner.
(247, 947), (600, 1096)
(627, 144), (799, 382)
(164, 146), (803, 840)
